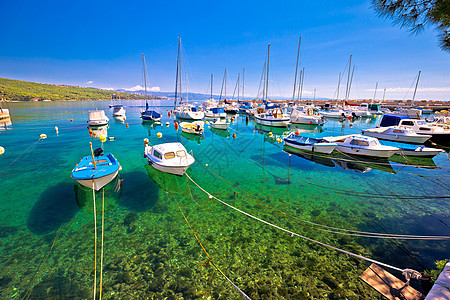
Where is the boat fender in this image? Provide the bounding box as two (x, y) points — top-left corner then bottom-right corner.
(94, 148), (103, 157)
(157, 132), (162, 138)
(0, 146), (4, 155)
(108, 137), (115, 141)
(40, 134), (47, 139)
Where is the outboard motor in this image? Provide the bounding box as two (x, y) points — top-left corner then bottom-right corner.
(94, 148), (103, 157)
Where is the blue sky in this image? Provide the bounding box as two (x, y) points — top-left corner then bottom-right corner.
(0, 0), (449, 100)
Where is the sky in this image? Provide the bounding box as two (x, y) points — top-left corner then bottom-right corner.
(0, 0), (449, 101)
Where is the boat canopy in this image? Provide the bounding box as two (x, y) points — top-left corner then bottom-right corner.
(379, 114), (410, 127)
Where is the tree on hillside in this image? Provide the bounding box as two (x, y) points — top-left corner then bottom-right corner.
(372, 0), (450, 52)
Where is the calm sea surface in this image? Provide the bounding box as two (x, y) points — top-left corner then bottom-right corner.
(0, 100), (449, 299)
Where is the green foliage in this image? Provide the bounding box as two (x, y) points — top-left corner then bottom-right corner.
(424, 259), (448, 283)
(372, 0), (450, 52)
(0, 78), (155, 101)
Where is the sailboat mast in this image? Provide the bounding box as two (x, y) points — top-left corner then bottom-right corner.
(242, 68), (245, 100)
(265, 43), (270, 102)
(345, 54), (352, 100)
(412, 71), (421, 101)
(348, 65), (355, 100)
(210, 74), (213, 100)
(178, 37), (183, 104)
(185, 72), (188, 103)
(373, 82), (378, 100)
(224, 68), (227, 101)
(237, 73), (240, 101)
(336, 72), (341, 100)
(382, 88), (386, 101)
(174, 40), (179, 108)
(292, 36), (301, 102)
(142, 53), (148, 101)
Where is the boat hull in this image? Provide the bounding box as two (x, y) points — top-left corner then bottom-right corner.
(336, 146), (398, 158)
(290, 115), (324, 125)
(175, 111), (205, 120)
(147, 161), (189, 176)
(74, 170), (119, 191)
(362, 130), (431, 144)
(284, 140), (336, 154)
(255, 116), (290, 127)
(87, 120), (109, 126)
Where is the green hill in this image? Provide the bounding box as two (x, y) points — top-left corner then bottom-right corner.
(0, 78), (152, 101)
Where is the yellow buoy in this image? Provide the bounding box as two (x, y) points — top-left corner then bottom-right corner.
(276, 137), (282, 143)
(0, 146), (5, 155)
(166, 122), (170, 127)
(157, 132), (162, 138)
(99, 135), (107, 143)
(143, 138), (149, 143)
(40, 134), (47, 139)
(268, 132), (273, 137)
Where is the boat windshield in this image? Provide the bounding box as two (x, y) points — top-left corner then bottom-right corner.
(164, 152), (175, 159)
(417, 121), (426, 125)
(176, 150), (186, 157)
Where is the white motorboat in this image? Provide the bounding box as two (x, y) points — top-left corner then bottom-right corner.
(209, 119), (230, 130)
(174, 104), (205, 120)
(144, 142), (195, 176)
(290, 107), (324, 125)
(391, 107), (423, 119)
(254, 108), (290, 127)
(204, 106), (227, 118)
(283, 133), (337, 154)
(395, 145), (445, 157)
(0, 108), (10, 120)
(87, 110), (109, 126)
(362, 126), (431, 144)
(112, 105), (126, 117)
(323, 134), (399, 158)
(320, 109), (351, 119)
(180, 121), (204, 135)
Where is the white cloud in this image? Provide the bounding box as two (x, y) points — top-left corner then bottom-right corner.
(124, 85), (160, 92)
(86, 80), (94, 85)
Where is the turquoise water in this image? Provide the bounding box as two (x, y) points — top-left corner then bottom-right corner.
(0, 100), (449, 299)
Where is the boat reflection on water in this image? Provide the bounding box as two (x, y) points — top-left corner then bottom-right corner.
(283, 144), (396, 174)
(144, 164), (188, 194)
(113, 115), (126, 123)
(389, 154), (440, 170)
(210, 126), (230, 138)
(180, 131), (204, 144)
(0, 117), (12, 131)
(73, 175), (122, 213)
(288, 123), (323, 134)
(255, 123), (290, 137)
(88, 124), (109, 139)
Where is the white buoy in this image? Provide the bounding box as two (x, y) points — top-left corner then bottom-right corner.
(40, 134), (47, 139)
(0, 146), (4, 155)
(55, 126), (59, 134)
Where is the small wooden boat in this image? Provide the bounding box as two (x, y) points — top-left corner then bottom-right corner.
(87, 110), (109, 126)
(283, 133), (337, 154)
(180, 121), (204, 135)
(144, 142), (195, 176)
(71, 146), (120, 191)
(362, 126), (431, 144)
(323, 134), (399, 158)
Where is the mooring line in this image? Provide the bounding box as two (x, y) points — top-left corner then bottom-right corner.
(170, 193), (251, 300)
(197, 162), (450, 240)
(0, 137), (43, 177)
(185, 173), (427, 279)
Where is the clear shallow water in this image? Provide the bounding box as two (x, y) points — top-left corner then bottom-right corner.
(0, 100), (449, 299)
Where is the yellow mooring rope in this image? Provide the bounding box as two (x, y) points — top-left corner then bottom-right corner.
(170, 192), (251, 300)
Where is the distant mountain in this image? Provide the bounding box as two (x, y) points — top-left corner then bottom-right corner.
(116, 89), (329, 102)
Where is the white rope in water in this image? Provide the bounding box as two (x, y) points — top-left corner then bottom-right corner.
(92, 180), (97, 300)
(185, 173), (417, 274)
(99, 189), (105, 300)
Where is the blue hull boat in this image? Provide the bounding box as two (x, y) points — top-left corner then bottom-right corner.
(71, 152), (120, 191)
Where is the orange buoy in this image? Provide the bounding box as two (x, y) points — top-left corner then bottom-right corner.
(168, 111), (171, 118)
(70, 119), (73, 122)
(171, 109), (173, 114)
(174, 122), (179, 130)
(232, 133), (236, 139)
(126, 123), (129, 128)
(295, 131), (299, 136)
